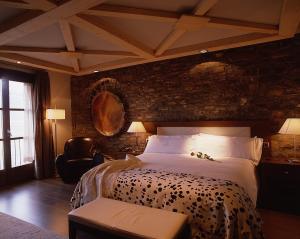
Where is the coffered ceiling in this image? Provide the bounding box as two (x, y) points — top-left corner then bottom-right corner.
(0, 0), (299, 75)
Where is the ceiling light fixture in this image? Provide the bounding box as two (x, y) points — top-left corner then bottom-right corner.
(200, 49), (208, 54)
(17, 61), (21, 64)
(93, 70), (99, 73)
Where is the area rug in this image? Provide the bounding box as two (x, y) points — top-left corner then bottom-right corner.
(0, 212), (67, 239)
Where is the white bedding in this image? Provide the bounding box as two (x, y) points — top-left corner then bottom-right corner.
(137, 153), (258, 205)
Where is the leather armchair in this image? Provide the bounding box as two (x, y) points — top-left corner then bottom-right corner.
(56, 137), (104, 183)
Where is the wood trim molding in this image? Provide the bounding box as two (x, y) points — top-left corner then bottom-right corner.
(0, 52), (76, 74)
(0, 46), (137, 57)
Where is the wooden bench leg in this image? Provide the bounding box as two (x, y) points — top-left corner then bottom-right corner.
(69, 220), (77, 239)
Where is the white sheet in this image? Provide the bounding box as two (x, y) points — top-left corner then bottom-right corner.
(137, 153), (258, 206)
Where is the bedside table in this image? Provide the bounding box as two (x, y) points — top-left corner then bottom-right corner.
(258, 158), (300, 215)
(104, 152), (141, 160)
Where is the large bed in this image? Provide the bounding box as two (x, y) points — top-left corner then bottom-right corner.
(72, 121), (271, 239)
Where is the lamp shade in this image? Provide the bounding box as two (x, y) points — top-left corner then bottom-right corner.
(279, 118), (300, 135)
(127, 121), (146, 133)
(46, 109), (65, 120)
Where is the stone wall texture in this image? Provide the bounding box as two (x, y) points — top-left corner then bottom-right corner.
(71, 34), (300, 158)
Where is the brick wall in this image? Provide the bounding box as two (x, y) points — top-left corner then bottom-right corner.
(71, 34), (300, 158)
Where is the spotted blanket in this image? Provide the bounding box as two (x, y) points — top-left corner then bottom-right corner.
(104, 168), (263, 239)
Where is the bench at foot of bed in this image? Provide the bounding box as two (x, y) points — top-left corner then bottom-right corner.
(68, 197), (189, 239)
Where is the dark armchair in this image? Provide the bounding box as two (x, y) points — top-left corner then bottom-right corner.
(56, 137), (104, 183)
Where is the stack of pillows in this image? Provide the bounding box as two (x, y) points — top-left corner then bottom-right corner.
(144, 133), (263, 165)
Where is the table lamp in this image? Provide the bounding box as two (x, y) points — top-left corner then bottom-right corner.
(279, 118), (300, 160)
(127, 121), (146, 146)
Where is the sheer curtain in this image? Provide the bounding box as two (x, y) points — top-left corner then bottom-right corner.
(23, 82), (35, 164)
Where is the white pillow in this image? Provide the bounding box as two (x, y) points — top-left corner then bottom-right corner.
(144, 135), (195, 154)
(190, 134), (236, 158)
(191, 133), (263, 163)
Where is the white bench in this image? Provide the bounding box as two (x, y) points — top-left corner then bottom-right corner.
(68, 197), (189, 239)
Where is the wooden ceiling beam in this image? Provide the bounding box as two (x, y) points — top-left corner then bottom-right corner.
(22, 0), (56, 11)
(0, 52), (76, 74)
(155, 29), (185, 56)
(79, 57), (143, 75)
(163, 33), (285, 58)
(59, 20), (76, 52)
(0, 0), (107, 46)
(155, 15), (209, 56)
(83, 4), (179, 23)
(80, 34), (288, 75)
(194, 0), (219, 15)
(0, 46), (64, 53)
(279, 0), (300, 36)
(0, 0), (34, 9)
(0, 45), (137, 57)
(154, 0), (216, 57)
(68, 15), (153, 59)
(83, 5), (279, 34)
(70, 57), (80, 72)
(59, 19), (80, 72)
(208, 17), (278, 34)
(79, 49), (136, 56)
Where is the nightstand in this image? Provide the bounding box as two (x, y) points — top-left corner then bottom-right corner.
(104, 151), (141, 160)
(258, 158), (300, 215)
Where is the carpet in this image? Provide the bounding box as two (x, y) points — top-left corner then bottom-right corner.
(0, 212), (67, 239)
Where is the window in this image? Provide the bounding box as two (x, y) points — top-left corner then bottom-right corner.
(0, 78), (34, 169)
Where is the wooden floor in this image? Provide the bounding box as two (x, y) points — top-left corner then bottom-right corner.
(0, 178), (299, 238)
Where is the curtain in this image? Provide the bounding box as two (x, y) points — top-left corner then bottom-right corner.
(23, 82), (35, 164)
(32, 71), (54, 179)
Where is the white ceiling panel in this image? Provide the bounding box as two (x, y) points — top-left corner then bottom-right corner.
(7, 23), (66, 48)
(97, 16), (174, 49)
(207, 0), (283, 25)
(72, 25), (127, 51)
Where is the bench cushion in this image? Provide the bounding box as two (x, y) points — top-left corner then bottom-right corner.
(68, 197), (188, 239)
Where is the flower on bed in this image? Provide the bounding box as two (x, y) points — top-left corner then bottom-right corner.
(190, 151), (214, 161)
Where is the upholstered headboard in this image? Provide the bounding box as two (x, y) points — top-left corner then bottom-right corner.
(143, 121), (272, 137)
(157, 127), (250, 137)
(143, 121), (273, 157)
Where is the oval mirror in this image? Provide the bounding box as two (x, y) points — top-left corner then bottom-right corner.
(91, 91), (125, 136)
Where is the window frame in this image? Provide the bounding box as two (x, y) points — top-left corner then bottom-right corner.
(0, 68), (34, 170)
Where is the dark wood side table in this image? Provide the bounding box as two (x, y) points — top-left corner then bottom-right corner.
(258, 158), (300, 215)
(104, 152), (141, 161)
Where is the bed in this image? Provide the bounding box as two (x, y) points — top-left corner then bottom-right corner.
(72, 121), (271, 239)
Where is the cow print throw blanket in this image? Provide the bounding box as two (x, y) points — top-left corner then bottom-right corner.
(71, 157), (263, 239)
(105, 168), (263, 239)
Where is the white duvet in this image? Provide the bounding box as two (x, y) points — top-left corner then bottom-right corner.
(137, 153), (258, 206)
